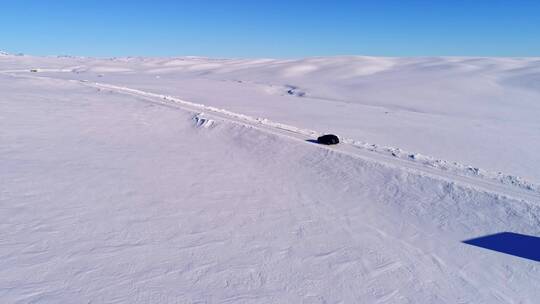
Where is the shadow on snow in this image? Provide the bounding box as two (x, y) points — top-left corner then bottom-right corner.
(463, 232), (540, 262)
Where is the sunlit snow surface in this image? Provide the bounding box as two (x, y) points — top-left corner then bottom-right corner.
(1, 55), (540, 303)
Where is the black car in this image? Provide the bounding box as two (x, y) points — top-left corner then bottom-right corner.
(317, 134), (339, 145)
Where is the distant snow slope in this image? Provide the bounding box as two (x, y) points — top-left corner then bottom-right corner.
(1, 56), (540, 303)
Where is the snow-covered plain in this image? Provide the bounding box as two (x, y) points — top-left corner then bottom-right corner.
(2, 54), (540, 183)
(1, 54), (540, 303)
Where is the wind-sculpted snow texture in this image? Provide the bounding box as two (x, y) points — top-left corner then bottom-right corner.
(1, 55), (540, 303)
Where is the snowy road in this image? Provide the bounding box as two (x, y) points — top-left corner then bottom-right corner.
(84, 80), (540, 205)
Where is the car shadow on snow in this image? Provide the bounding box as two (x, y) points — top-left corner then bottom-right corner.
(463, 232), (540, 262)
(306, 139), (319, 144)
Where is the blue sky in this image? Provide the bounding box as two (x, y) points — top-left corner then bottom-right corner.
(1, 0), (539, 58)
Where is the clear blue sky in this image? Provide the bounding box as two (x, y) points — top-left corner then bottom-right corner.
(1, 0), (539, 58)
